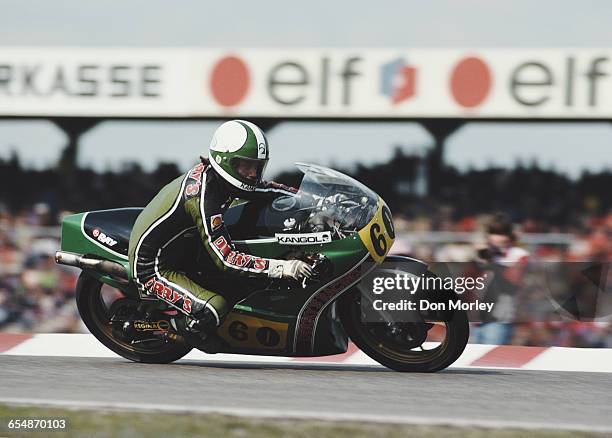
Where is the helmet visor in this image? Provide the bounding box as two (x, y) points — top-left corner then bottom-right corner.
(230, 157), (268, 184)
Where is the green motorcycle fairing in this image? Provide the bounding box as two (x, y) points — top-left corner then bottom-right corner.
(59, 164), (395, 356)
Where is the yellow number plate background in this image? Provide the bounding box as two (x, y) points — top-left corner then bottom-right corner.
(218, 313), (288, 350)
(358, 199), (395, 263)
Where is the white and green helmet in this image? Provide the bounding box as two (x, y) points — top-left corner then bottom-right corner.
(208, 120), (270, 192)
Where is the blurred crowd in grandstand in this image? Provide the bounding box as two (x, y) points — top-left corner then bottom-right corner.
(0, 149), (611, 347)
(0, 206), (83, 333)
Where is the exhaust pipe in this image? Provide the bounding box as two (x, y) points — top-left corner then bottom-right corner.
(55, 251), (128, 279)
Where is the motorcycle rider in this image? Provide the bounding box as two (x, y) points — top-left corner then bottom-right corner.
(128, 120), (314, 335)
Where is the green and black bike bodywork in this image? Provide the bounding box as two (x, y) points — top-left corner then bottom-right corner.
(57, 164), (468, 372)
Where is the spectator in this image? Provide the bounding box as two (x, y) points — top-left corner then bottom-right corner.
(471, 212), (530, 345)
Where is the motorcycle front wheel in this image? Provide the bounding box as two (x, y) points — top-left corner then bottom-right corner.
(337, 280), (469, 372)
(76, 272), (193, 364)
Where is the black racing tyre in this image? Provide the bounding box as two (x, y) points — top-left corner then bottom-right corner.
(337, 278), (469, 372)
(76, 272), (192, 364)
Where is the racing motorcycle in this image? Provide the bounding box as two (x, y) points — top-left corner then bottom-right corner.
(56, 163), (468, 372)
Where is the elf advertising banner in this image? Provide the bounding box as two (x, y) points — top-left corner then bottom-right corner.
(0, 47), (610, 118)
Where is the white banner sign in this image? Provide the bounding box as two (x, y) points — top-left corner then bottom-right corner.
(0, 48), (611, 118)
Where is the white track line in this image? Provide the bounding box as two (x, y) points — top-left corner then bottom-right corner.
(3, 334), (612, 373)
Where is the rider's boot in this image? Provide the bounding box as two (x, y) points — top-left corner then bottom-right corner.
(185, 307), (226, 353)
(187, 307), (217, 333)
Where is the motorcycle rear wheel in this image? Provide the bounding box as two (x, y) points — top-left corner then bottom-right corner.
(76, 272), (192, 363)
(337, 281), (469, 372)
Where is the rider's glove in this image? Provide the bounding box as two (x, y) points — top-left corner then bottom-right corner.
(268, 259), (314, 281)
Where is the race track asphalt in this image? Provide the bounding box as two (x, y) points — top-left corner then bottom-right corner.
(0, 355), (610, 432)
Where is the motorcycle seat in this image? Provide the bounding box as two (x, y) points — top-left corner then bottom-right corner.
(82, 208), (143, 257)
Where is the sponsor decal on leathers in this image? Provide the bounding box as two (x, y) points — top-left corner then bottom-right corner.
(275, 231), (332, 245)
(213, 236), (268, 271)
(210, 214), (223, 231)
(144, 278), (193, 313)
(185, 163), (205, 196)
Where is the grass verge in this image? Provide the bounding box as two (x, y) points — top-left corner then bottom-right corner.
(0, 405), (607, 438)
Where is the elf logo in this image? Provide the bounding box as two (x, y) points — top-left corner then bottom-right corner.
(380, 57), (417, 104)
(275, 231), (331, 245)
(92, 228), (118, 247)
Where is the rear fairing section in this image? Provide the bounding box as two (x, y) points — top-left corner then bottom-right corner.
(59, 211), (138, 294)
